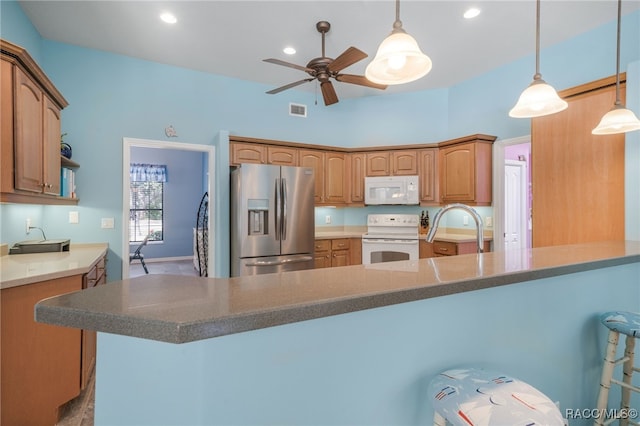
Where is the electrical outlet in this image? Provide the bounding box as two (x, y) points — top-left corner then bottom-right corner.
(485, 216), (493, 227)
(101, 218), (115, 229)
(69, 211), (79, 224)
(26, 218), (31, 234)
(463, 215), (469, 226)
(325, 215), (332, 224)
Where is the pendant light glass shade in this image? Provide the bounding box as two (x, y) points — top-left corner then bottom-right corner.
(509, 0), (567, 119)
(592, 104), (640, 135)
(509, 77), (568, 118)
(592, 0), (640, 135)
(365, 0), (431, 85)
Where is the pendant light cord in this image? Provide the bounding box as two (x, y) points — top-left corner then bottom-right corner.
(614, 0), (622, 105)
(534, 0), (541, 80)
(393, 0), (404, 32)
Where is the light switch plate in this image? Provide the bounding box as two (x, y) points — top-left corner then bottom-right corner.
(69, 211), (79, 224)
(101, 218), (115, 229)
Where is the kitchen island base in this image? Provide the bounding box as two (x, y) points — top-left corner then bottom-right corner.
(93, 263), (639, 425)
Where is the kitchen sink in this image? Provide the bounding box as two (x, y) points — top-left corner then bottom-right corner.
(9, 239), (71, 254)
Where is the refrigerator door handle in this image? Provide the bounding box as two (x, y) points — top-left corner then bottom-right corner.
(245, 255), (313, 267)
(281, 178), (287, 241)
(274, 177), (281, 241)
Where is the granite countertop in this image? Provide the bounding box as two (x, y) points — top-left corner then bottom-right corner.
(35, 241), (640, 344)
(0, 243), (108, 289)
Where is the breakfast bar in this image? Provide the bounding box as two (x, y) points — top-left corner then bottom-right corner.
(35, 241), (640, 425)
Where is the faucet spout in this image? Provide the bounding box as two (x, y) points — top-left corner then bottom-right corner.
(425, 203), (484, 253)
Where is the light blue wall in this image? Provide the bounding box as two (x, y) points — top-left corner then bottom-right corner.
(95, 263), (640, 425)
(1, 1), (639, 279)
(130, 147), (205, 259)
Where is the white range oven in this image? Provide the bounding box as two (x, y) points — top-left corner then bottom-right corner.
(361, 214), (420, 265)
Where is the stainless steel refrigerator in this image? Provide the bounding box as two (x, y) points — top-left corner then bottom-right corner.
(231, 164), (315, 277)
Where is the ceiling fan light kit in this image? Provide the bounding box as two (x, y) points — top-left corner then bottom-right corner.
(509, 0), (567, 119)
(365, 0), (432, 85)
(592, 0), (640, 135)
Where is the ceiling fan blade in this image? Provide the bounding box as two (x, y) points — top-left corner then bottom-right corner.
(327, 47), (368, 73)
(321, 81), (339, 106)
(263, 58), (314, 73)
(335, 74), (387, 90)
(266, 78), (314, 94)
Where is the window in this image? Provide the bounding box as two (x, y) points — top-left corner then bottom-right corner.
(129, 163), (167, 243)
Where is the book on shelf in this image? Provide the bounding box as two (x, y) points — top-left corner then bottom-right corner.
(60, 167), (76, 198)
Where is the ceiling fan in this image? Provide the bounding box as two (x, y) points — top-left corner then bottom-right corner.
(263, 21), (388, 106)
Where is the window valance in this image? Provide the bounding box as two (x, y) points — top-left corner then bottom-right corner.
(130, 163), (168, 182)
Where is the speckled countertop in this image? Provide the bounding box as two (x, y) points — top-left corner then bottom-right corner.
(35, 241), (640, 344)
(0, 244), (108, 289)
(315, 226), (493, 242)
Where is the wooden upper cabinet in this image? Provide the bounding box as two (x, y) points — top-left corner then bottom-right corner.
(1, 39), (70, 205)
(267, 145), (298, 166)
(366, 152), (390, 176)
(14, 67), (44, 194)
(419, 148), (438, 204)
(299, 149), (325, 203)
(391, 150), (418, 175)
(324, 152), (347, 204)
(230, 142), (266, 165)
(366, 150), (417, 176)
(349, 153), (366, 204)
(439, 139), (493, 206)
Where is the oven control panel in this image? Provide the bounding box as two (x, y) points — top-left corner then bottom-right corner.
(367, 214), (419, 227)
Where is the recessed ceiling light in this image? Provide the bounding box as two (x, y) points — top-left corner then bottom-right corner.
(160, 12), (177, 24)
(463, 7), (481, 19)
(283, 47), (296, 55)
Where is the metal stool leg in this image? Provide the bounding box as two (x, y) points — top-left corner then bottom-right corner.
(595, 329), (620, 426)
(433, 411), (447, 426)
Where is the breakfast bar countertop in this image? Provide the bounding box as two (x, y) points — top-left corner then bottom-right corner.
(34, 241), (640, 344)
(0, 243), (108, 290)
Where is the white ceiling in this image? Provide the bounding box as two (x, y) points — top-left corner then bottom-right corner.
(18, 0), (640, 101)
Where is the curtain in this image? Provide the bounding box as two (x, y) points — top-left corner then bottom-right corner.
(130, 163), (168, 182)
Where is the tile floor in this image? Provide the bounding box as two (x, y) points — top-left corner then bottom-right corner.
(56, 260), (201, 425)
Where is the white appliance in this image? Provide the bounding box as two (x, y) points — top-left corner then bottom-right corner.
(362, 214), (420, 265)
(364, 175), (419, 205)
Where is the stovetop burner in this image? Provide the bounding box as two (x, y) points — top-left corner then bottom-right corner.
(364, 214), (419, 239)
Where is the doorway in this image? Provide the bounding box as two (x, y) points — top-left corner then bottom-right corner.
(493, 136), (531, 251)
(121, 138), (215, 278)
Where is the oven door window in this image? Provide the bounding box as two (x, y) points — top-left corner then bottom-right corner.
(370, 250), (410, 264)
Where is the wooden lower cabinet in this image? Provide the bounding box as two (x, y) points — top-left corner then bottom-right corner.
(80, 255), (107, 389)
(1, 276), (83, 426)
(314, 238), (362, 268)
(431, 240), (491, 256)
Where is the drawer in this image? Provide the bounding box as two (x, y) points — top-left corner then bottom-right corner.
(432, 240), (458, 256)
(331, 239), (350, 251)
(314, 240), (331, 251)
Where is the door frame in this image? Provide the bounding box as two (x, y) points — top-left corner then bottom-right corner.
(504, 159), (528, 250)
(492, 135), (530, 252)
(121, 137), (215, 278)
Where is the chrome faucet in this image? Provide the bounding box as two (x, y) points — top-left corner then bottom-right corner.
(425, 203), (484, 253)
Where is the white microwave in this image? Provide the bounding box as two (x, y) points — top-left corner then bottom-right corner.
(364, 176), (420, 205)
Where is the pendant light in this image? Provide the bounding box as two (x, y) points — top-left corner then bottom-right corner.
(365, 0), (432, 85)
(592, 0), (640, 135)
(509, 0), (567, 118)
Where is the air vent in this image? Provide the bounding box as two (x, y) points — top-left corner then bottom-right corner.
(289, 103), (307, 117)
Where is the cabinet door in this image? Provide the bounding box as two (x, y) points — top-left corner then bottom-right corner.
(419, 240), (434, 258)
(349, 153), (365, 203)
(419, 148), (438, 204)
(366, 152), (389, 176)
(267, 146), (298, 166)
(1, 276), (82, 426)
(14, 67), (44, 194)
(230, 143), (266, 165)
(349, 238), (362, 265)
(392, 150), (418, 175)
(43, 95), (62, 196)
(331, 249), (350, 267)
(440, 142), (476, 203)
(324, 152), (347, 204)
(299, 150), (325, 203)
